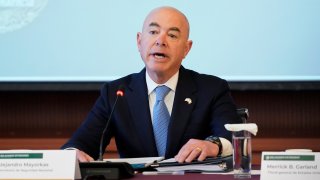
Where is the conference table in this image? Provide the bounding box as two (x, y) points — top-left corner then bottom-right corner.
(80, 168), (261, 180)
(130, 165), (261, 180)
(132, 173), (260, 180)
(79, 162), (260, 179)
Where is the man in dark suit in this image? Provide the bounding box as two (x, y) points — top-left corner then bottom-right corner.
(62, 6), (241, 163)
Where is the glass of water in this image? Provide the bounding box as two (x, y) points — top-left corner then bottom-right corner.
(232, 130), (252, 178)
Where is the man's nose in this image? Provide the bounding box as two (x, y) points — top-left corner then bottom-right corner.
(155, 35), (167, 47)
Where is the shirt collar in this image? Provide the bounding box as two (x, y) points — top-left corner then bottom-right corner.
(146, 71), (179, 95)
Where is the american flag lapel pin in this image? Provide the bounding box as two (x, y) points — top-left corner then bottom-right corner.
(184, 98), (192, 104)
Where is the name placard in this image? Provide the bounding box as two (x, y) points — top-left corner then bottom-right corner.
(261, 151), (320, 180)
(0, 150), (80, 179)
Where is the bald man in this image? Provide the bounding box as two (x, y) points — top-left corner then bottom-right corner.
(62, 6), (241, 163)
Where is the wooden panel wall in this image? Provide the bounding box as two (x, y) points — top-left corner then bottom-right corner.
(0, 91), (97, 137)
(0, 90), (319, 164)
(232, 90), (320, 137)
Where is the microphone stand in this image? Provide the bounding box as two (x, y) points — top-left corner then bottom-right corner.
(79, 86), (134, 179)
(98, 94), (121, 161)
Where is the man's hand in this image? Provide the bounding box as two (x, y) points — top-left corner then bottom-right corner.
(76, 149), (94, 162)
(174, 139), (219, 163)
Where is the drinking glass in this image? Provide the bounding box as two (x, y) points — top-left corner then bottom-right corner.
(232, 130), (252, 178)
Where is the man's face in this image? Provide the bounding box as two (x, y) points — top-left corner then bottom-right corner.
(137, 8), (192, 82)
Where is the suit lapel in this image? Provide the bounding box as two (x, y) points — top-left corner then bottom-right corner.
(126, 69), (158, 156)
(166, 68), (197, 157)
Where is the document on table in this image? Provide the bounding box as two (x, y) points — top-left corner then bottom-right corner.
(104, 157), (164, 166)
(154, 157), (230, 173)
(104, 155), (233, 173)
(156, 163), (225, 172)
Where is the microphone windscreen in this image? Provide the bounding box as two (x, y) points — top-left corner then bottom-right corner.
(116, 85), (125, 97)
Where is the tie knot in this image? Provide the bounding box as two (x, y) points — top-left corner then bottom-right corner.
(155, 85), (170, 101)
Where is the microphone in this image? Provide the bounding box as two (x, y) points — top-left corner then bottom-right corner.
(98, 85), (125, 161)
(79, 85), (134, 179)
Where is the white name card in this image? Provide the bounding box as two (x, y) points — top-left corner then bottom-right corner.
(261, 151), (320, 180)
(0, 150), (80, 179)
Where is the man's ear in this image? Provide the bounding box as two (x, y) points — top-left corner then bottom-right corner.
(183, 40), (193, 58)
(137, 32), (142, 52)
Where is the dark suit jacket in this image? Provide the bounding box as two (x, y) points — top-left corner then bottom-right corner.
(62, 66), (241, 159)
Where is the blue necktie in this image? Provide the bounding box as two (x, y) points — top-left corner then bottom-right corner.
(153, 85), (171, 157)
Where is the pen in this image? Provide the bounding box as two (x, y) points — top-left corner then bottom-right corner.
(142, 171), (185, 175)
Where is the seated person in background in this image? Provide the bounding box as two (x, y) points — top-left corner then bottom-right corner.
(61, 6), (241, 163)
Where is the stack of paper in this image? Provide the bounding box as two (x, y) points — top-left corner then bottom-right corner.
(104, 155), (232, 173)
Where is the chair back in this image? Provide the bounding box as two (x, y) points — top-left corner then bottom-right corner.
(236, 108), (249, 123)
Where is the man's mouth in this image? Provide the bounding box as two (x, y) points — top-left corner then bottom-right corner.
(152, 52), (166, 59)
